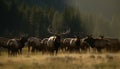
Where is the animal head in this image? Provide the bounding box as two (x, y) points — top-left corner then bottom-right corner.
(47, 25), (70, 38)
(84, 34), (95, 48)
(19, 33), (29, 46)
(47, 25), (70, 47)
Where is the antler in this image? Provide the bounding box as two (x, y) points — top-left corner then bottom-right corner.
(61, 27), (70, 35)
(48, 25), (70, 35)
(48, 25), (55, 34)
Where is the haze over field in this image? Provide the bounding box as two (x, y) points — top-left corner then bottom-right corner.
(65, 0), (120, 19)
(24, 0), (120, 19)
(65, 0), (120, 37)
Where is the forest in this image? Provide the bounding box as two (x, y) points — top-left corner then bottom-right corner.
(0, 0), (120, 38)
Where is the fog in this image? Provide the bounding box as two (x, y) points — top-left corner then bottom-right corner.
(65, 0), (120, 38)
(65, 0), (120, 19)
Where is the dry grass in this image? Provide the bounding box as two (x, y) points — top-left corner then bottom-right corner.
(0, 48), (120, 69)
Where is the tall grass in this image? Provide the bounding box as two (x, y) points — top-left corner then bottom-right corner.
(0, 48), (120, 69)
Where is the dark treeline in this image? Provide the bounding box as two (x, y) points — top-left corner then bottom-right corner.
(0, 0), (84, 38)
(0, 0), (120, 38)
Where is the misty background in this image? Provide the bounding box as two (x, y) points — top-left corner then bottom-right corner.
(66, 0), (120, 38)
(0, 0), (120, 38)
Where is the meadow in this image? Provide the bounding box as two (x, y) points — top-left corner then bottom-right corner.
(0, 48), (120, 69)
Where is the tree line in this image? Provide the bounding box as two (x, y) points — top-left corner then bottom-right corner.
(0, 0), (120, 38)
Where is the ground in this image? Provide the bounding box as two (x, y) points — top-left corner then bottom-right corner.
(0, 49), (120, 69)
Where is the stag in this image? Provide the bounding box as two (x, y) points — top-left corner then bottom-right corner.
(40, 38), (49, 54)
(84, 35), (110, 53)
(47, 25), (70, 55)
(62, 32), (88, 53)
(0, 37), (10, 55)
(27, 37), (42, 54)
(61, 38), (71, 52)
(7, 34), (28, 56)
(100, 37), (120, 52)
(70, 33), (81, 52)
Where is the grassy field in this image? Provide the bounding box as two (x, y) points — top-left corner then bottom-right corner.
(0, 49), (120, 69)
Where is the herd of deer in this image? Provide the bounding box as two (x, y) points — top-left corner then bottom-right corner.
(0, 25), (120, 56)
